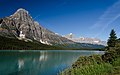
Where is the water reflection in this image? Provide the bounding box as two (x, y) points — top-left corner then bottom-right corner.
(39, 51), (48, 61)
(18, 59), (24, 70)
(0, 50), (104, 75)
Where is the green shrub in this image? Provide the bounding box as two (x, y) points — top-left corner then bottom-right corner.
(112, 57), (120, 67)
(60, 63), (113, 75)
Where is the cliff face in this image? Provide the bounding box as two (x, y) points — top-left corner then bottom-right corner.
(0, 8), (74, 45)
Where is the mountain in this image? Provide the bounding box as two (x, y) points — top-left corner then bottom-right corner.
(0, 8), (74, 45)
(0, 36), (63, 50)
(0, 8), (104, 49)
(64, 33), (107, 46)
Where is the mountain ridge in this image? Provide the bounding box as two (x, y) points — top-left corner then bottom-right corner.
(0, 8), (105, 49)
(0, 8), (74, 45)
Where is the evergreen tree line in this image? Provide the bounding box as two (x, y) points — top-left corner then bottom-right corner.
(0, 36), (63, 50)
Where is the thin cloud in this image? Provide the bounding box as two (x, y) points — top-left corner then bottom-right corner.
(90, 0), (120, 37)
(33, 15), (41, 20)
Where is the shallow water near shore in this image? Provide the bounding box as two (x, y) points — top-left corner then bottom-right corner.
(0, 50), (104, 75)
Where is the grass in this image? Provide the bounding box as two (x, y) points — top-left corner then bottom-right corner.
(72, 63), (112, 75)
(60, 55), (120, 75)
(111, 57), (120, 75)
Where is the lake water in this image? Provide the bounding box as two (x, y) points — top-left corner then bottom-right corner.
(0, 50), (104, 75)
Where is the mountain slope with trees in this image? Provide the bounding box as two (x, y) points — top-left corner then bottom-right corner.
(0, 8), (104, 50)
(0, 36), (63, 50)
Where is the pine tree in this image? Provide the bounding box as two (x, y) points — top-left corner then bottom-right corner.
(107, 29), (117, 47)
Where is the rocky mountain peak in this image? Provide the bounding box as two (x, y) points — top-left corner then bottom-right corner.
(0, 8), (74, 45)
(14, 8), (29, 15)
(10, 8), (32, 21)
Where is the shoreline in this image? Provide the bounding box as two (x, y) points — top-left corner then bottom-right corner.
(59, 52), (120, 75)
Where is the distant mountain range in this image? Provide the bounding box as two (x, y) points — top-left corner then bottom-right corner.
(0, 8), (105, 50)
(64, 33), (107, 46)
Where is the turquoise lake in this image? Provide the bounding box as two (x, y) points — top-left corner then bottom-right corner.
(0, 50), (104, 75)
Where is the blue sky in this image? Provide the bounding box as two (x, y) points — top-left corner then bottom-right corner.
(0, 0), (120, 41)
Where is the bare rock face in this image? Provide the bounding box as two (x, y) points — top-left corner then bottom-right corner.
(0, 8), (74, 45)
